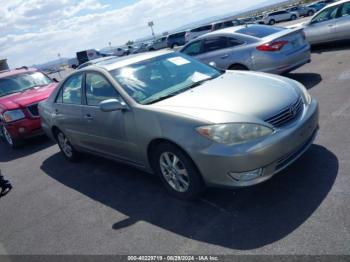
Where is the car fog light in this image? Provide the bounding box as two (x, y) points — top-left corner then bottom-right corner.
(228, 168), (263, 182)
(18, 127), (26, 134)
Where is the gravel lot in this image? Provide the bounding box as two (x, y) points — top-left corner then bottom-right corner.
(1, 38), (350, 255)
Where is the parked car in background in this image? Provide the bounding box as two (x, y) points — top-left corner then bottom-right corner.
(76, 49), (105, 65)
(180, 24), (310, 74)
(308, 2), (326, 11)
(99, 46), (127, 57)
(131, 43), (150, 54)
(0, 67), (58, 147)
(166, 31), (186, 48)
(211, 20), (236, 31)
(241, 17), (258, 24)
(185, 25), (212, 42)
(263, 10), (299, 25)
(147, 36), (168, 51)
(302, 0), (350, 44)
(39, 50), (318, 199)
(76, 56), (117, 70)
(288, 5), (316, 16)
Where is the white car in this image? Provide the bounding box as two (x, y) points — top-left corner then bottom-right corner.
(263, 10), (299, 25)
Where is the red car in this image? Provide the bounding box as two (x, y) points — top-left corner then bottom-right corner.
(0, 67), (58, 148)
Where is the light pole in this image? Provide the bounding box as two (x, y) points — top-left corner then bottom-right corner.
(148, 21), (156, 40)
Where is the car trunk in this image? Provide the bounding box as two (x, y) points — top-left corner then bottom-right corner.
(262, 28), (308, 55)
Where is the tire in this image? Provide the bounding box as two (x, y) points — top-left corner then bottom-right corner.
(171, 43), (178, 49)
(229, 64), (249, 71)
(308, 11), (314, 16)
(291, 15), (297, 20)
(1, 125), (21, 149)
(152, 142), (205, 200)
(269, 19), (275, 25)
(55, 129), (80, 162)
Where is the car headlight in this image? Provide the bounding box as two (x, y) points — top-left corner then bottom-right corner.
(294, 80), (311, 105)
(2, 109), (25, 123)
(196, 123), (274, 145)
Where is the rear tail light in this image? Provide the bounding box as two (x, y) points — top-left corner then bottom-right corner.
(256, 40), (288, 51)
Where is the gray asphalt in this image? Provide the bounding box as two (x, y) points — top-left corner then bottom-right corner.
(1, 41), (350, 255)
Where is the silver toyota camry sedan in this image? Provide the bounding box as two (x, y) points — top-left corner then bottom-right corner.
(39, 50), (319, 199)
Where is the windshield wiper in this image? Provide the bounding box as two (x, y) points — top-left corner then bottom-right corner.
(144, 90), (183, 105)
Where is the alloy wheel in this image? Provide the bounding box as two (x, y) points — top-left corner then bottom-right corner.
(57, 132), (73, 158)
(159, 152), (190, 193)
(2, 126), (13, 146)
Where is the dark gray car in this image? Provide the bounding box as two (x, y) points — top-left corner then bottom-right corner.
(166, 31), (186, 48)
(180, 25), (310, 74)
(39, 51), (318, 199)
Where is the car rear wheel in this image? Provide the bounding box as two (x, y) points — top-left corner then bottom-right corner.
(55, 130), (80, 161)
(291, 15), (297, 20)
(269, 19), (276, 25)
(171, 43), (178, 49)
(152, 143), (205, 200)
(308, 10), (314, 16)
(1, 125), (21, 148)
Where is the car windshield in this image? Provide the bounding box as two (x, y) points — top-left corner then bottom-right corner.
(237, 26), (283, 38)
(110, 53), (221, 105)
(0, 71), (52, 97)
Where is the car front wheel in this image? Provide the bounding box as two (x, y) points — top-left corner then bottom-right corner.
(56, 130), (80, 161)
(291, 15), (297, 20)
(1, 125), (21, 148)
(269, 19), (275, 25)
(308, 11), (314, 16)
(153, 143), (205, 200)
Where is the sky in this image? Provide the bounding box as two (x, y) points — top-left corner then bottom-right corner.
(0, 0), (282, 67)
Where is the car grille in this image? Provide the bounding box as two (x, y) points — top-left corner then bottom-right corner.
(27, 103), (39, 117)
(264, 97), (303, 127)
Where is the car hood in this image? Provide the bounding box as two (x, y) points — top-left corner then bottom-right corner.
(153, 71), (301, 124)
(0, 83), (58, 111)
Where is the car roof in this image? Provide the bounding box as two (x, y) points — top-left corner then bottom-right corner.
(93, 49), (173, 71)
(0, 67), (37, 78)
(328, 0), (349, 7)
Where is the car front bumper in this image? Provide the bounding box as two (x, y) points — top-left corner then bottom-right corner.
(2, 118), (45, 140)
(191, 98), (319, 188)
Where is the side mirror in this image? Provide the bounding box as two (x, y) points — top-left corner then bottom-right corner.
(52, 78), (59, 83)
(209, 61), (217, 68)
(99, 99), (127, 112)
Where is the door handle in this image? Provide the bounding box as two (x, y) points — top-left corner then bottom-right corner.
(221, 54), (229, 59)
(328, 24), (334, 27)
(84, 114), (93, 120)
